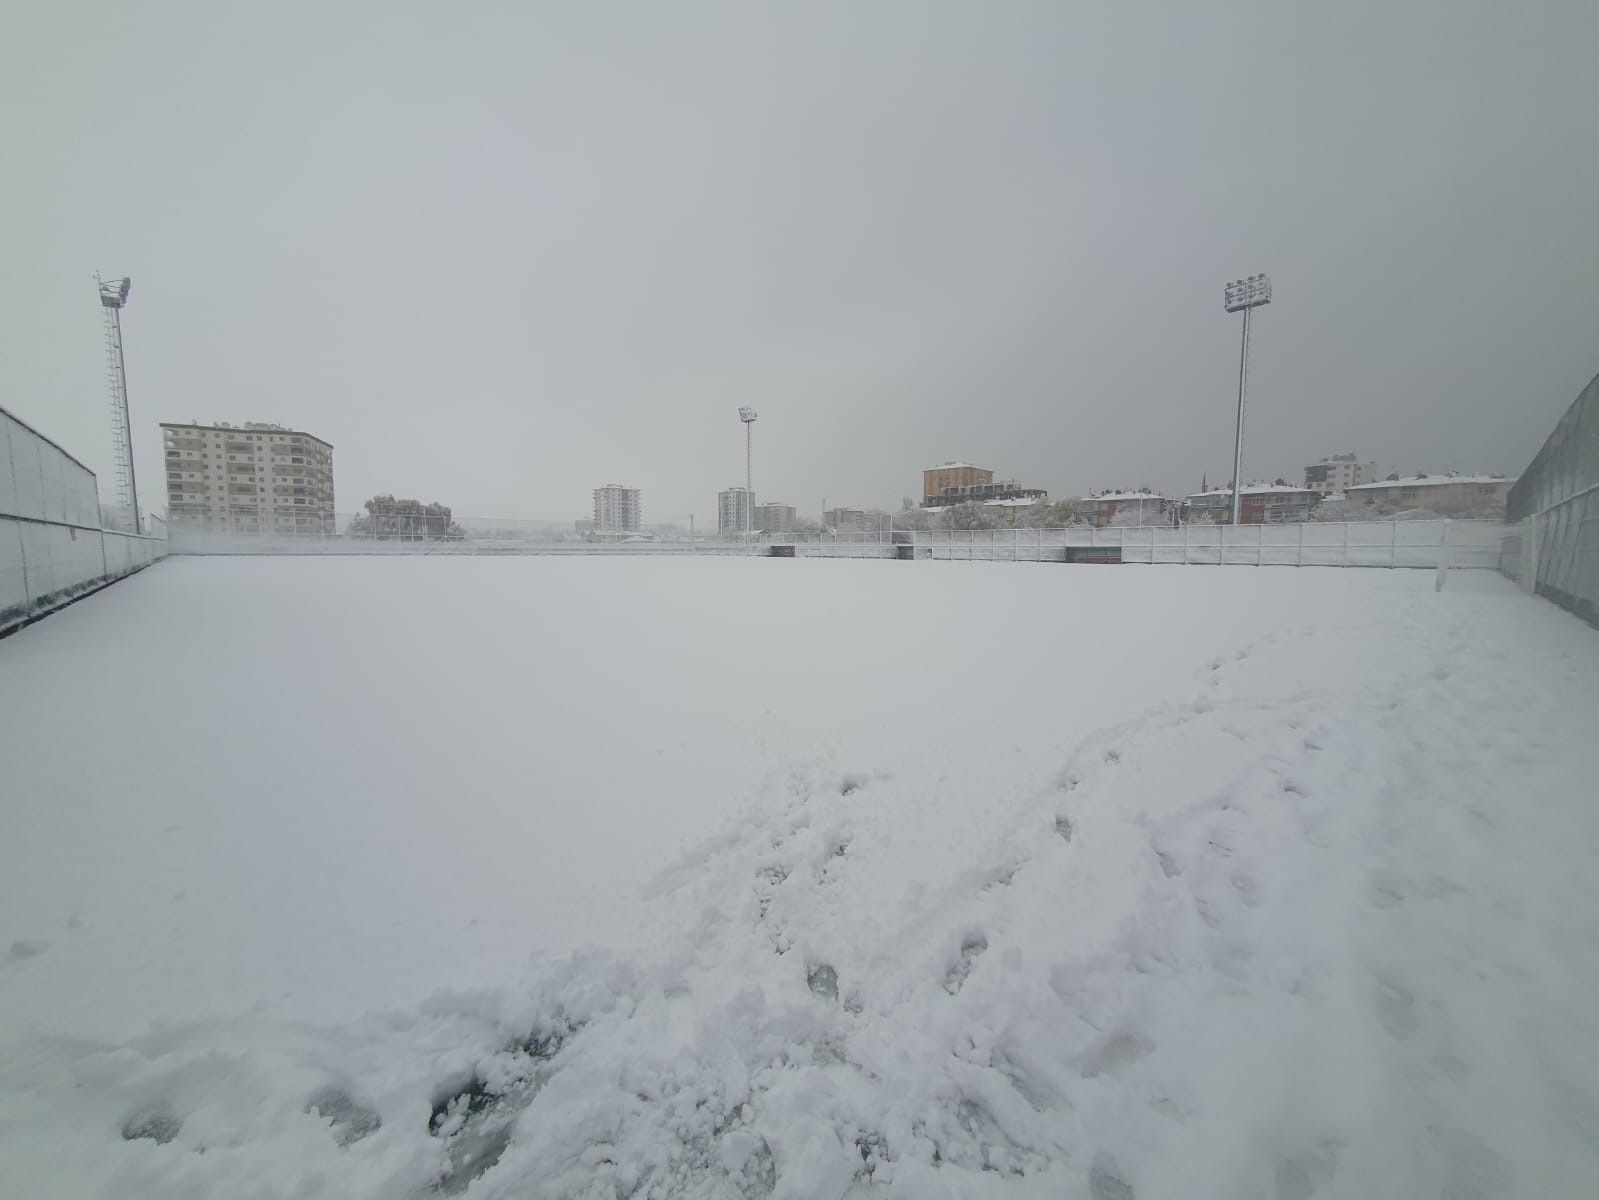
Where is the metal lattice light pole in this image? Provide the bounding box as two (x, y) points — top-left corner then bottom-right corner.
(738, 406), (757, 542)
(1223, 273), (1271, 525)
(97, 274), (139, 532)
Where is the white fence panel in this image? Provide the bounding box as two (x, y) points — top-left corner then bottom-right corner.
(1, 404), (166, 635)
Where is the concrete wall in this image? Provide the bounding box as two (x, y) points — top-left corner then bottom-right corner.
(1, 406), (166, 635)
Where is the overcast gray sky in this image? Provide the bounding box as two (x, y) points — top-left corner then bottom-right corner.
(4, 0), (1596, 524)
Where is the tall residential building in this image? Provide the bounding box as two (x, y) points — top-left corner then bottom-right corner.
(162, 421), (334, 536)
(1304, 454), (1379, 496)
(923, 462), (993, 503)
(718, 487), (752, 535)
(752, 503), (795, 533)
(592, 484), (642, 532)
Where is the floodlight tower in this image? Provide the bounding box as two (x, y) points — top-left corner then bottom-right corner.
(1222, 273), (1272, 526)
(738, 406), (757, 541)
(97, 274), (139, 532)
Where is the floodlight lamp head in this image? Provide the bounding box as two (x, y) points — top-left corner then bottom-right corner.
(98, 276), (131, 309)
(738, 406), (757, 423)
(1223, 272), (1271, 312)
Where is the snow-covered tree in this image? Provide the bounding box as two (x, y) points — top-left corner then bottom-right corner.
(942, 503), (1004, 530)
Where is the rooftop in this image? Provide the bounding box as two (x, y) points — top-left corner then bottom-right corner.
(1347, 473), (1512, 491)
(160, 420), (332, 447)
(1187, 483), (1318, 499)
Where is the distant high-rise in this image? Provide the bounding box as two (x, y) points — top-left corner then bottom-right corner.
(592, 484), (642, 532)
(161, 421), (334, 536)
(719, 487), (752, 535)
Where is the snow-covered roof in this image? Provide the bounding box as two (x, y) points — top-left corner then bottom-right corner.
(922, 496), (1046, 513)
(1346, 474), (1511, 491)
(1186, 483), (1317, 499)
(1085, 491), (1171, 502)
(927, 462), (987, 471)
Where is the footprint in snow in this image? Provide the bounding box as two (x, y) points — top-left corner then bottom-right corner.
(121, 1101), (181, 1144)
(307, 1085), (381, 1147)
(1090, 1154), (1136, 1199)
(943, 934), (988, 995)
(1082, 1032), (1151, 1079)
(807, 963), (839, 1000)
(1374, 980), (1421, 1041)
(1231, 870), (1263, 908)
(1274, 1138), (1341, 1200)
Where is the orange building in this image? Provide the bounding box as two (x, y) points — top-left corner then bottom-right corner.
(922, 462), (993, 503)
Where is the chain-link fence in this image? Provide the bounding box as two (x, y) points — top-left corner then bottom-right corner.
(166, 516), (1498, 569)
(2, 405), (167, 634)
(1502, 372), (1599, 627)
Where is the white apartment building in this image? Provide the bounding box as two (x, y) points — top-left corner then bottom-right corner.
(719, 487), (753, 535)
(162, 421), (334, 536)
(1303, 454), (1379, 496)
(592, 484), (642, 533)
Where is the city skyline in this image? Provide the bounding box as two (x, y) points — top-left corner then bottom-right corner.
(3, 2), (1594, 525)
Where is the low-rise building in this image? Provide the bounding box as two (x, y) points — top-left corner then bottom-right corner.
(1183, 482), (1319, 524)
(824, 507), (867, 531)
(1344, 473), (1512, 516)
(923, 480), (1047, 508)
(1077, 490), (1176, 528)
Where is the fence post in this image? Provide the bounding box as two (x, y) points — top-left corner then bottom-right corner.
(1435, 520), (1451, 591)
(1297, 521), (1305, 567)
(1390, 520), (1398, 568)
(1342, 520), (1350, 567)
(1525, 514), (1540, 593)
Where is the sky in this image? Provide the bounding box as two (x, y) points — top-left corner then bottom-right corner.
(3, 0), (1597, 526)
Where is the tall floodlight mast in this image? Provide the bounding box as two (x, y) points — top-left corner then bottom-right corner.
(1222, 273), (1272, 526)
(738, 406), (758, 542)
(97, 274), (139, 532)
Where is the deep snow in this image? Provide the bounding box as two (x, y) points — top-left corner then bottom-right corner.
(1, 557), (1597, 1198)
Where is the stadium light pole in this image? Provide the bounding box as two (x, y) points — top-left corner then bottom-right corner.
(1222, 273), (1272, 526)
(97, 274), (140, 533)
(739, 406), (757, 544)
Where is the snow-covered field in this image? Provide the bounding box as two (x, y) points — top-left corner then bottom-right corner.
(2, 557), (1597, 1198)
